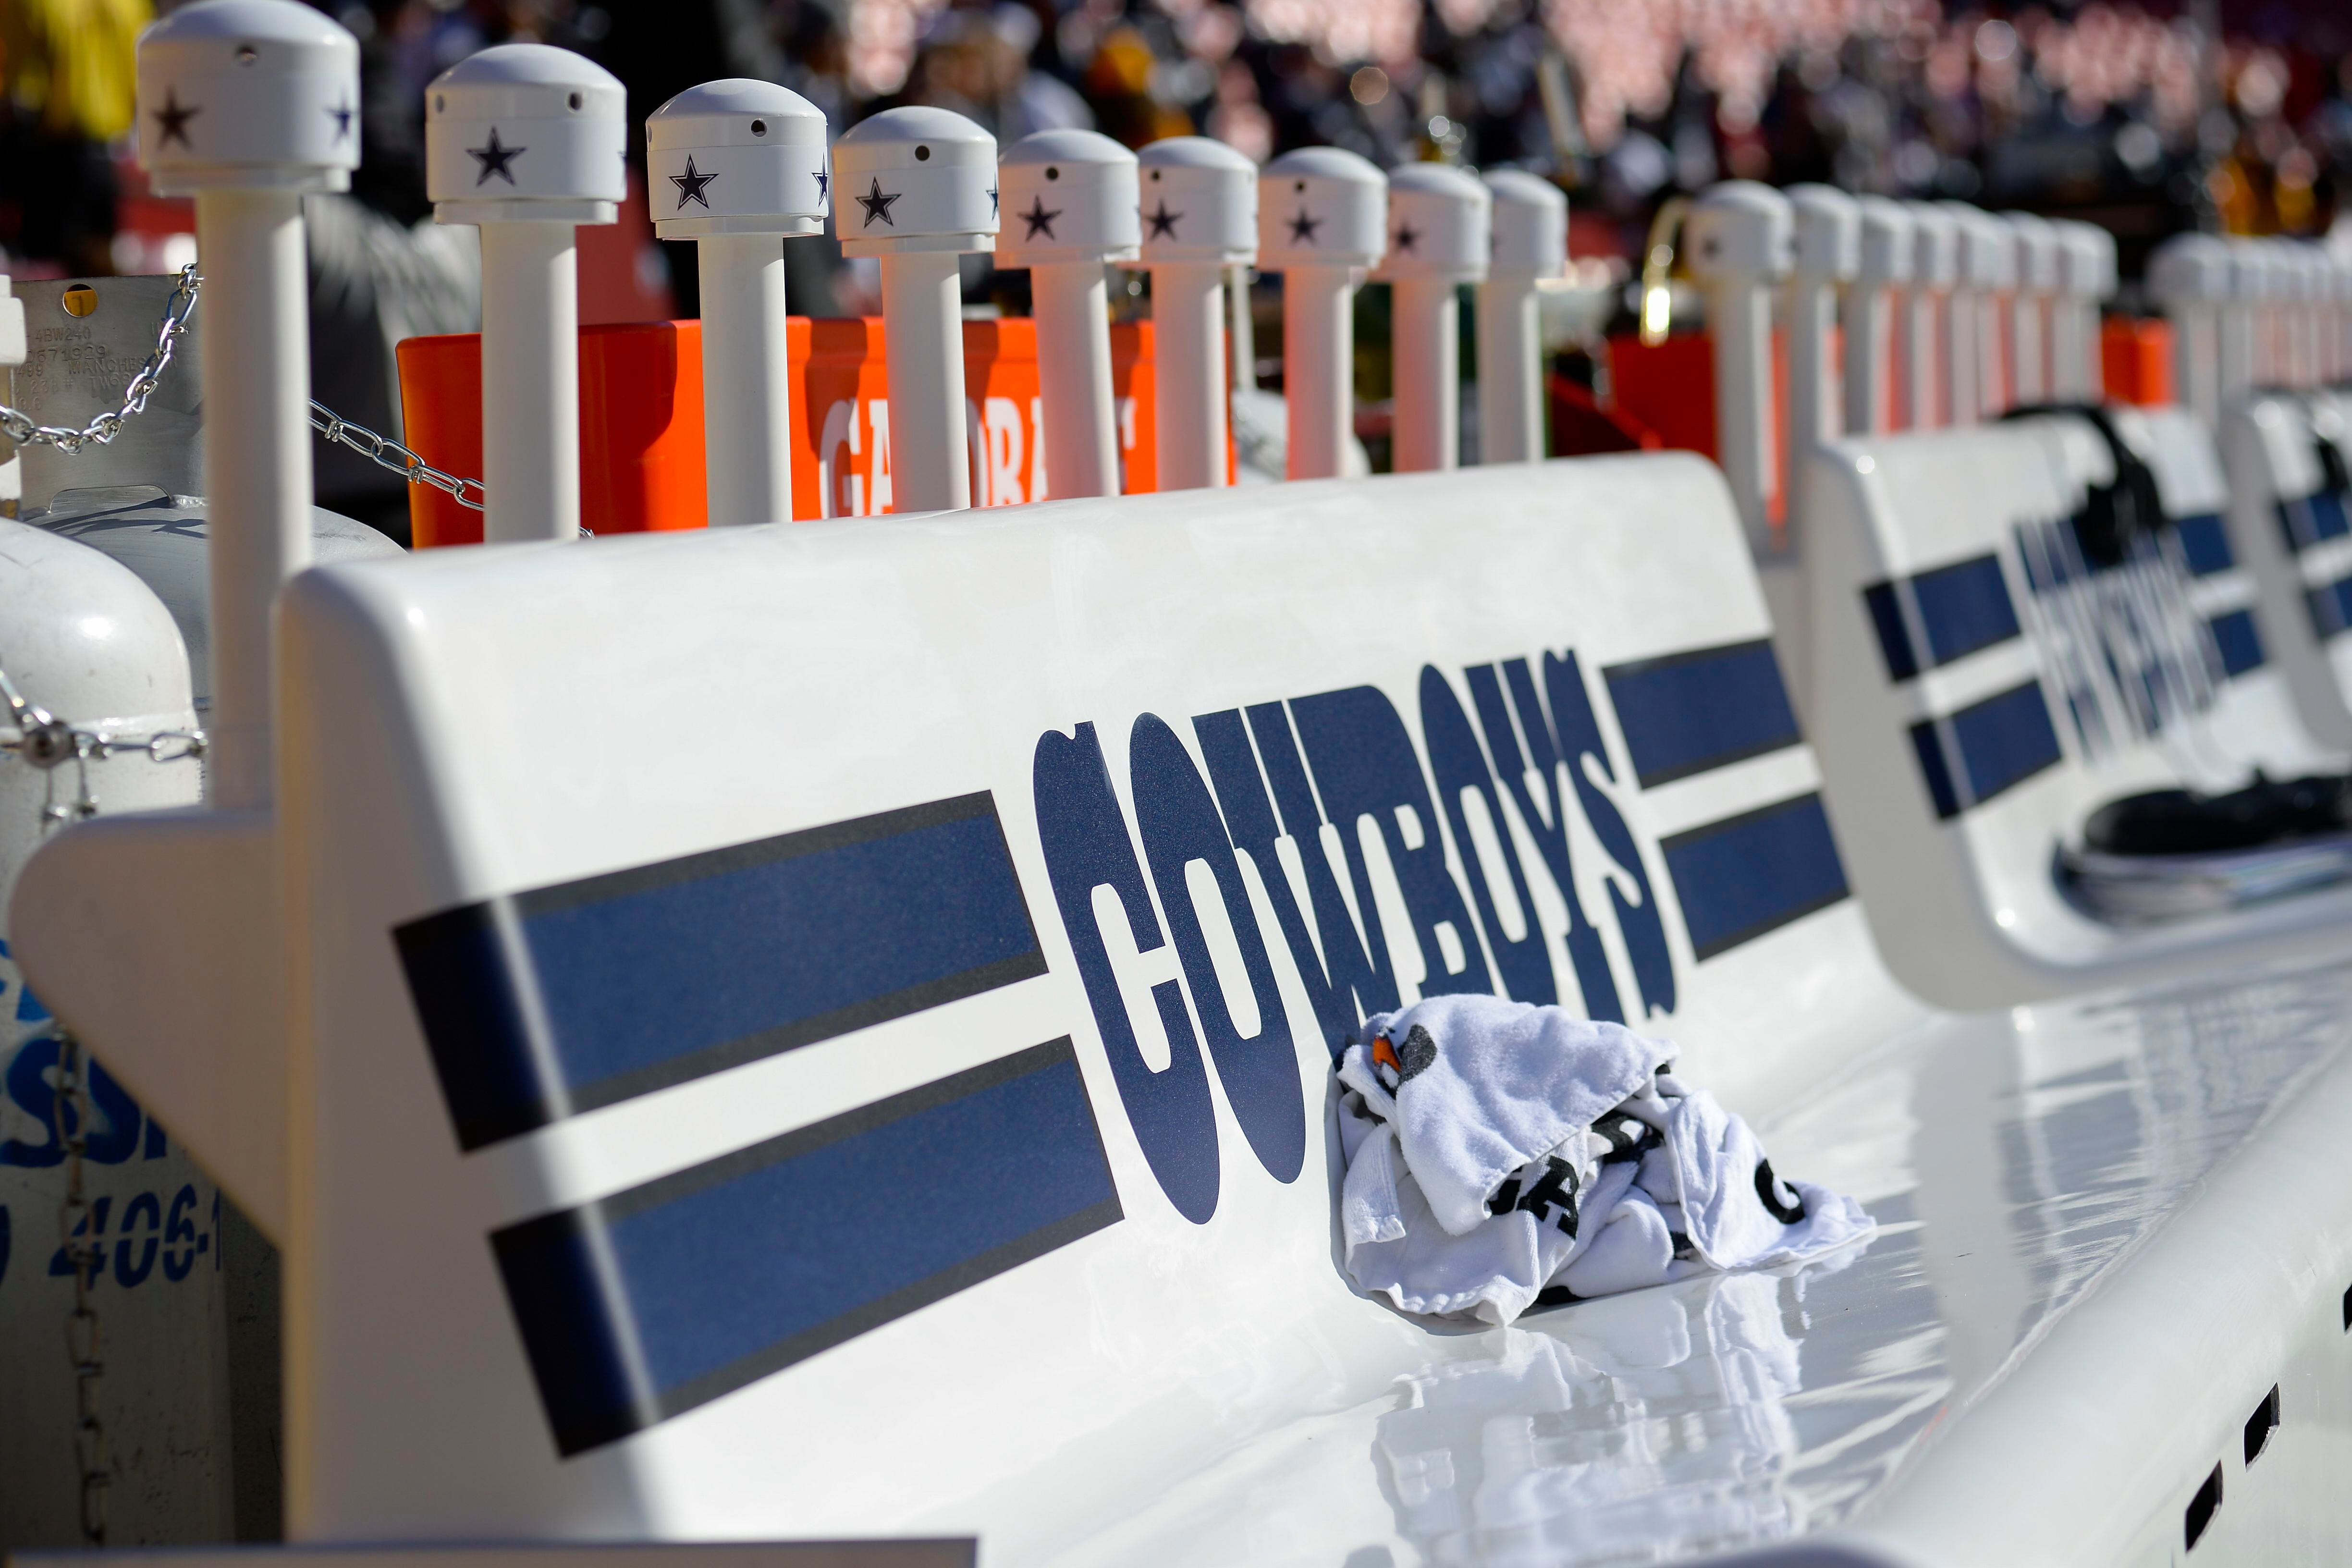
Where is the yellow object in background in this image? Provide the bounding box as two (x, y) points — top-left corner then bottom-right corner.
(2, 0), (152, 141)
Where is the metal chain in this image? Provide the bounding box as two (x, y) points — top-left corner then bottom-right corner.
(310, 402), (486, 511)
(0, 265), (200, 454)
(0, 656), (206, 827)
(51, 1029), (110, 1544)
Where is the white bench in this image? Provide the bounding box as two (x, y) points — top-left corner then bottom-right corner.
(14, 456), (2352, 1566)
(1804, 415), (2352, 1009)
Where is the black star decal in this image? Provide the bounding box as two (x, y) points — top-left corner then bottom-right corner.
(1288, 206), (1321, 245)
(815, 170), (829, 201)
(326, 95), (354, 142)
(468, 126), (526, 186)
(1393, 223), (1420, 253)
(1020, 195), (1060, 241)
(987, 185), (1000, 217)
(670, 155), (717, 210)
(1145, 199), (1181, 240)
(856, 177), (900, 227)
(153, 89), (199, 149)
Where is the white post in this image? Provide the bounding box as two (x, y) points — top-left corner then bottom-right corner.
(1901, 202), (1957, 428)
(2007, 211), (2061, 406)
(2291, 245), (2326, 391)
(1379, 164), (1488, 473)
(1477, 172), (1566, 466)
(1789, 184), (1858, 462)
(1259, 147), (1386, 481)
(1133, 137), (1255, 490)
(832, 106), (999, 514)
(879, 251), (972, 512)
(427, 45), (625, 543)
(1846, 197), (1910, 435)
(2223, 239), (2261, 402)
(1969, 211), (2016, 415)
(998, 129), (1140, 501)
(138, 0), (360, 808)
(1938, 204), (1984, 426)
(1227, 264), (1255, 393)
(646, 79), (830, 527)
(1687, 181), (1793, 550)
(2053, 221), (2111, 401)
(2148, 233), (2230, 426)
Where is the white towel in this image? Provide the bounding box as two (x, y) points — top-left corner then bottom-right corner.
(1343, 994), (1672, 1237)
(1333, 1000), (1873, 1324)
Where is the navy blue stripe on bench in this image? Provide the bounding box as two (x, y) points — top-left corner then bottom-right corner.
(2307, 576), (2352, 642)
(2173, 513), (2234, 576)
(493, 1039), (1119, 1457)
(1861, 554), (2022, 683)
(2207, 609), (2266, 678)
(1658, 794), (1849, 962)
(1907, 681), (2065, 821)
(1601, 639), (1802, 788)
(2278, 491), (2352, 555)
(397, 792), (1048, 1151)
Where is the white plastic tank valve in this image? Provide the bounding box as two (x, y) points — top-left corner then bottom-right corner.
(1257, 147), (1385, 480)
(426, 44), (625, 545)
(997, 129), (1139, 501)
(2005, 211), (2062, 405)
(1476, 171), (1566, 466)
(1845, 196), (1911, 434)
(1901, 202), (1958, 428)
(1686, 181), (1793, 549)
(2052, 220), (2112, 400)
(831, 106), (998, 513)
(1130, 136), (1255, 491)
(1788, 185), (1859, 468)
(138, 0), (357, 811)
(2147, 233), (2230, 426)
(645, 79), (827, 528)
(1375, 164), (1488, 473)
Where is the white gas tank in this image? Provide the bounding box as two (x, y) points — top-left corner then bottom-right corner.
(0, 518), (233, 1549)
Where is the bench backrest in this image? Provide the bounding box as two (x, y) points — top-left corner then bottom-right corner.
(1801, 414), (2334, 1004)
(273, 455), (1924, 1542)
(2219, 390), (2352, 752)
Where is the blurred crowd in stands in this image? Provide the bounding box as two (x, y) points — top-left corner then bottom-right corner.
(9, 0), (2351, 289)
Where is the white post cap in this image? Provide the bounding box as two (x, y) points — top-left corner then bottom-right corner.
(995, 128), (1139, 268)
(1854, 196), (1913, 287)
(427, 45), (625, 223)
(1257, 147), (1386, 270)
(644, 78), (827, 241)
(1943, 202), (2014, 291)
(830, 106), (998, 257)
(1131, 136), (1256, 267)
(2226, 236), (2270, 302)
(1789, 184), (1860, 282)
(1685, 180), (1793, 283)
(1483, 170), (1566, 280)
(136, 0), (360, 196)
(1374, 163), (1490, 284)
(2055, 220), (2113, 300)
(1904, 201), (1959, 289)
(2006, 211), (2062, 295)
(2146, 232), (2230, 306)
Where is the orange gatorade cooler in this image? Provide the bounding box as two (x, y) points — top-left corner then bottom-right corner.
(397, 317), (1179, 546)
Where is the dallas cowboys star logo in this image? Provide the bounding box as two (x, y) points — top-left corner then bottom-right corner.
(815, 170), (829, 201)
(1145, 199), (1181, 240)
(153, 89), (199, 149)
(987, 184), (1000, 218)
(1393, 222), (1420, 253)
(468, 126), (525, 186)
(1288, 207), (1321, 245)
(670, 156), (717, 210)
(1020, 195), (1060, 241)
(857, 177), (901, 227)
(326, 95), (354, 142)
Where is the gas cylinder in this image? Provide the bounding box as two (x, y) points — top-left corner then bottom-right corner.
(0, 518), (233, 1549)
(12, 272), (399, 690)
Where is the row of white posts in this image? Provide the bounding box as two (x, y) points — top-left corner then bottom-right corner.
(1679, 182), (2352, 550)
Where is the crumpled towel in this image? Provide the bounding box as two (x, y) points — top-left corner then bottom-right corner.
(1335, 994), (1872, 1325)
